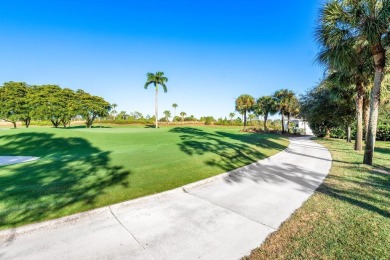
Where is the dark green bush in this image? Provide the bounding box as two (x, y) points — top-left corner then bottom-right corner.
(329, 124), (389, 141)
(377, 124), (390, 141)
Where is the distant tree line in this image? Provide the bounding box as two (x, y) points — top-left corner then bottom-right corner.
(0, 81), (111, 128)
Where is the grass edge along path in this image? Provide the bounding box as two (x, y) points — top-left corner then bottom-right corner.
(245, 138), (390, 259)
(0, 126), (288, 230)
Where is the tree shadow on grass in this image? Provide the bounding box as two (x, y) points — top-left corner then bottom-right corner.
(0, 132), (131, 230)
(169, 127), (286, 172)
(316, 181), (390, 218)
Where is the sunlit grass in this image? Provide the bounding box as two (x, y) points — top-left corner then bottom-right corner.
(0, 125), (288, 230)
(246, 138), (390, 259)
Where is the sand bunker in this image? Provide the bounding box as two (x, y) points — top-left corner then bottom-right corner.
(0, 156), (39, 166)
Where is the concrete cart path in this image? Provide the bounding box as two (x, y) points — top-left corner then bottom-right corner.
(0, 136), (332, 260)
(0, 156), (39, 166)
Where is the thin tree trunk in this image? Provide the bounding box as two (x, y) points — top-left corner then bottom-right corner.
(363, 94), (370, 142)
(287, 113), (291, 133)
(25, 118), (30, 128)
(12, 121), (16, 129)
(347, 125), (351, 143)
(355, 82), (364, 151)
(363, 69), (382, 165)
(155, 87), (158, 129)
(264, 113), (268, 131)
(243, 110), (247, 130)
(281, 111), (285, 134)
(325, 128), (330, 138)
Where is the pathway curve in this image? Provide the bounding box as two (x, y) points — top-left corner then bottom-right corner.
(0, 136), (332, 260)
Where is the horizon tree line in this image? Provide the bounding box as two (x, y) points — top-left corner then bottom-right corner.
(0, 81), (111, 128)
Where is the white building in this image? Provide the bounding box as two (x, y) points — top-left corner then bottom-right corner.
(286, 118), (313, 135)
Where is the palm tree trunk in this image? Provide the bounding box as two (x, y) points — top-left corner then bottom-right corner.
(363, 70), (382, 165)
(363, 95), (370, 142)
(355, 82), (364, 151)
(281, 111), (285, 134)
(243, 110), (247, 130)
(155, 88), (158, 129)
(347, 125), (351, 143)
(287, 113), (291, 133)
(264, 113), (268, 131)
(325, 127), (330, 138)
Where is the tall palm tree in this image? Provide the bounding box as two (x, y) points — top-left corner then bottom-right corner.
(229, 112), (235, 125)
(285, 95), (300, 133)
(172, 103), (178, 121)
(235, 94), (255, 130)
(318, 0), (390, 165)
(144, 71), (168, 129)
(273, 89), (295, 134)
(316, 16), (373, 150)
(255, 96), (277, 131)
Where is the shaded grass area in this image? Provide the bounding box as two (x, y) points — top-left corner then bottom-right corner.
(246, 138), (390, 259)
(0, 126), (288, 229)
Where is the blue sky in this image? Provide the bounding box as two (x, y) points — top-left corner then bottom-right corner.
(0, 0), (324, 119)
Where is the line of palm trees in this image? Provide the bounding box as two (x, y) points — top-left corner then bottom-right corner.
(316, 0), (390, 165)
(235, 89), (299, 132)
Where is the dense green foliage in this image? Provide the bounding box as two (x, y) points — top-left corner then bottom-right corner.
(330, 124), (390, 141)
(300, 81), (355, 138)
(0, 81), (111, 128)
(301, 83), (389, 141)
(0, 126), (288, 229)
(248, 138), (390, 259)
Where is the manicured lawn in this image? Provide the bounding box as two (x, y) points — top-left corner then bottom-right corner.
(0, 125), (288, 230)
(246, 138), (390, 259)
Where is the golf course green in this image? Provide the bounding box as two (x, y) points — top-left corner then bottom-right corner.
(0, 126), (288, 229)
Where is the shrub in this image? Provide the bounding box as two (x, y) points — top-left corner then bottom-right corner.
(377, 124), (390, 141)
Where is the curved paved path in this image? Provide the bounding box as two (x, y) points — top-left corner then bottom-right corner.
(0, 136), (332, 260)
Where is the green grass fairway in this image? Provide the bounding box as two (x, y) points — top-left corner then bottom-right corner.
(247, 139), (390, 259)
(0, 126), (288, 229)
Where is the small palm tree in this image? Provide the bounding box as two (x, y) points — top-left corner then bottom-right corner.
(163, 110), (171, 124)
(255, 96), (277, 131)
(229, 112), (235, 125)
(144, 71), (168, 128)
(111, 103), (117, 120)
(172, 103), (178, 121)
(273, 89), (295, 134)
(285, 95), (300, 133)
(248, 113), (257, 126)
(180, 111), (186, 122)
(235, 94), (255, 130)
